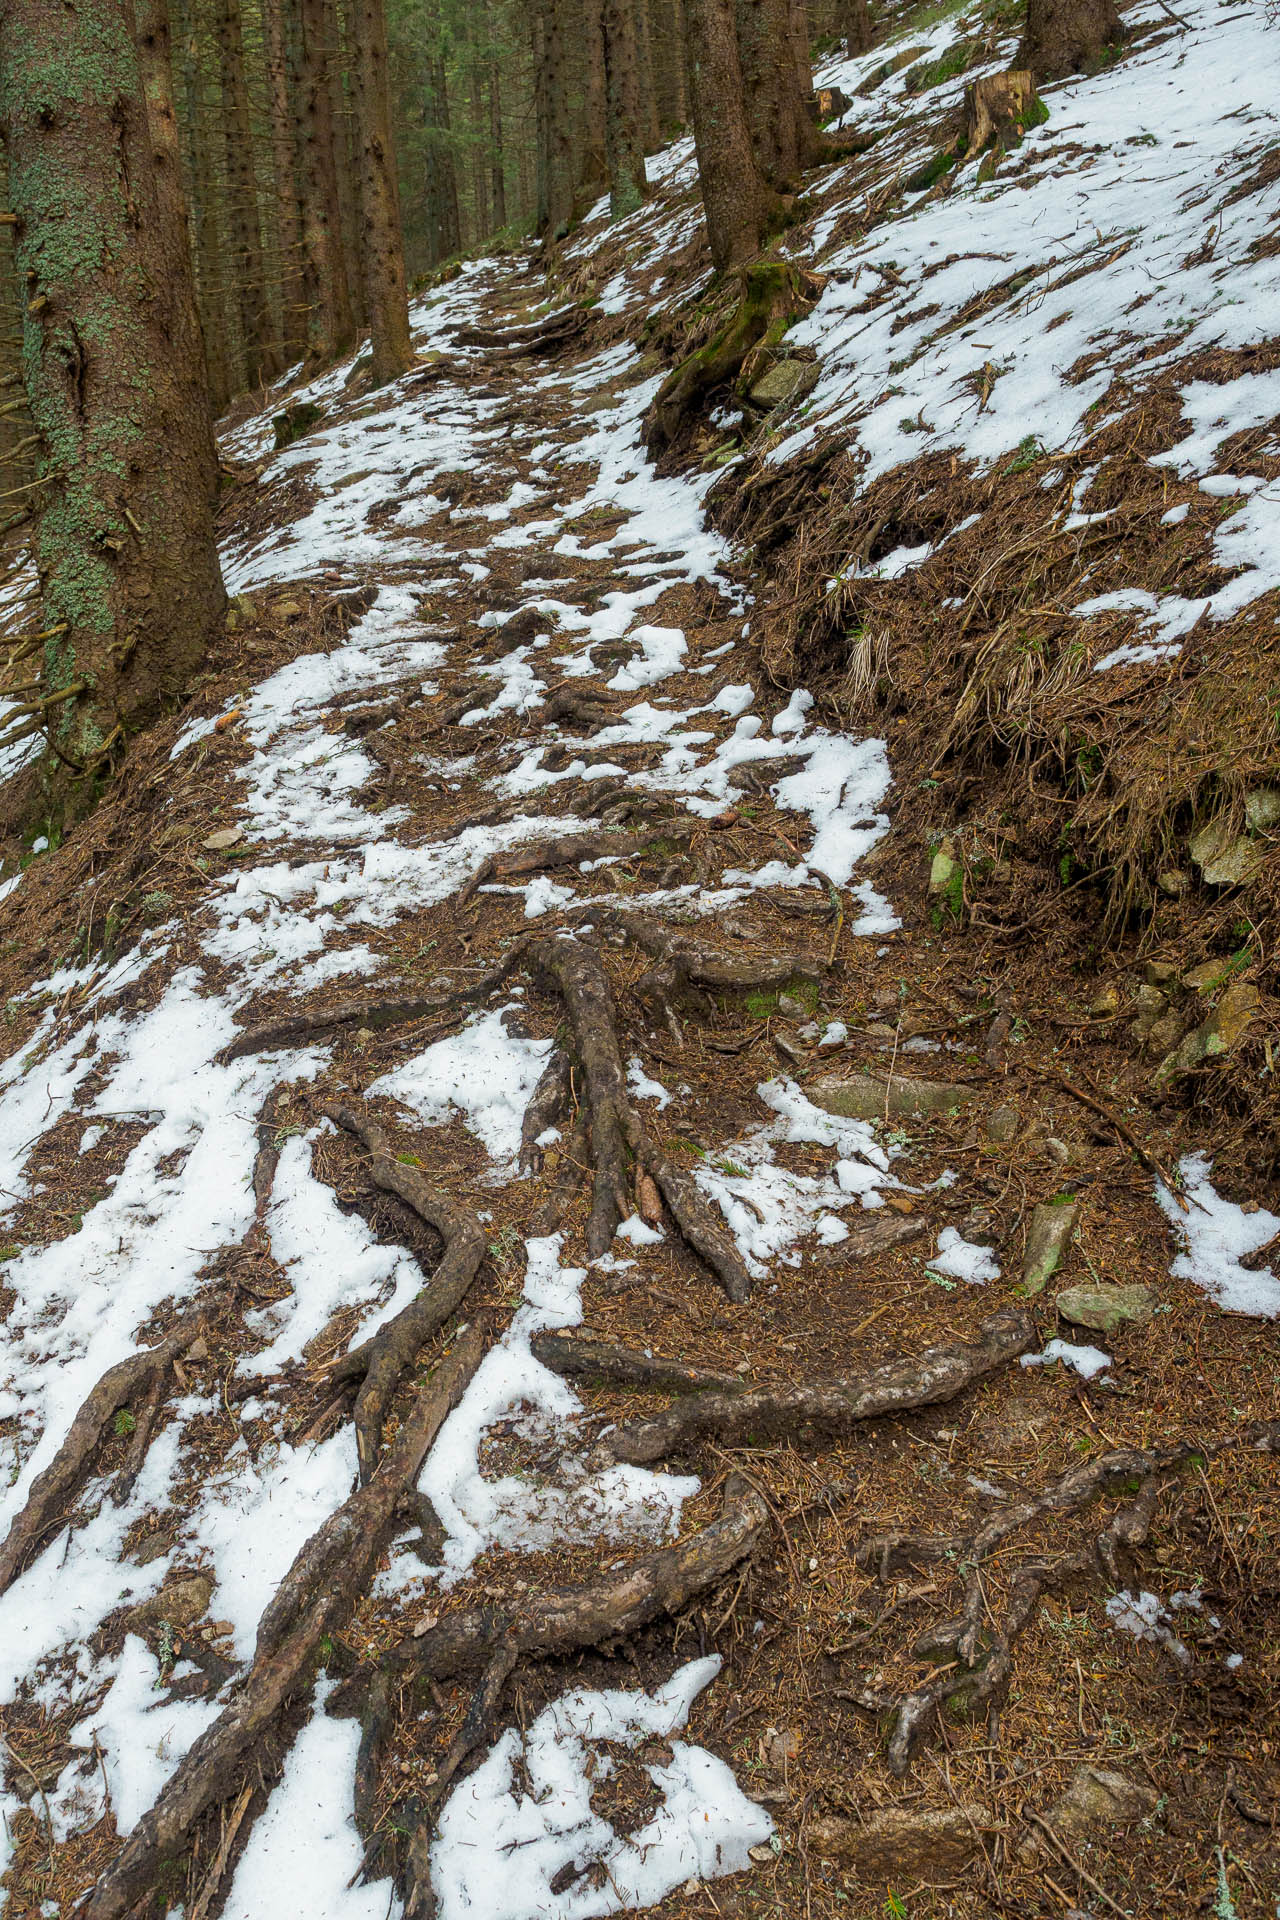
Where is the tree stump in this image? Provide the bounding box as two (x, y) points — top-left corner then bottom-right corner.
(964, 70), (1039, 162)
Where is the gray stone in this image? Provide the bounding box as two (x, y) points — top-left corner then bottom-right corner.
(748, 357), (820, 409)
(1189, 818), (1265, 887)
(809, 1071), (975, 1120)
(1144, 959), (1179, 987)
(986, 1104), (1020, 1143)
(1089, 984), (1120, 1016)
(1056, 1283), (1157, 1332)
(811, 1804), (992, 1878)
(1244, 787), (1280, 831)
(1020, 1196), (1078, 1294)
(1156, 981), (1259, 1082)
(1043, 1766), (1157, 1843)
(1156, 867), (1190, 897)
(124, 1573), (213, 1631)
(202, 826), (244, 851)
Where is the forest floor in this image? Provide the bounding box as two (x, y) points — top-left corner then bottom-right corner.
(0, 2), (1278, 1918)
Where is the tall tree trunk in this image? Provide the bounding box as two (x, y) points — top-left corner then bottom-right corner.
(426, 51), (462, 259)
(579, 0), (609, 202)
(214, 0), (279, 388)
(683, 0), (774, 271)
(135, 0), (210, 400)
(179, 8), (231, 411)
(487, 47), (507, 231)
(262, 0), (307, 365)
(1017, 0), (1124, 79)
(350, 0), (413, 381)
(0, 147), (34, 529)
(650, 0), (686, 129)
(297, 0), (355, 360)
(0, 0), (227, 775)
(841, 0), (873, 52)
(331, 0), (366, 327)
(634, 0), (662, 151)
(534, 0), (575, 235)
(602, 0), (649, 219)
(735, 0), (810, 191)
(788, 0), (813, 101)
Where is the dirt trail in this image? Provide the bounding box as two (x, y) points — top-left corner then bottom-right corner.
(0, 247), (1276, 1920)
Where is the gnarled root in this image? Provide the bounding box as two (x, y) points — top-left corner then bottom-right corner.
(323, 1103), (487, 1483)
(518, 1048), (573, 1174)
(530, 1330), (741, 1394)
(591, 1310), (1034, 1467)
(0, 1318), (205, 1595)
(851, 1442), (1204, 1775)
(81, 1324), (486, 1920)
(528, 933), (754, 1301)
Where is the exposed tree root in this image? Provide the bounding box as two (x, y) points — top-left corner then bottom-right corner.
(397, 1472), (769, 1681)
(323, 1103), (488, 1483)
(849, 1445), (1197, 1775)
(591, 1310), (1034, 1466)
(518, 1047), (573, 1174)
(81, 1324), (487, 1920)
(0, 1319), (205, 1595)
(530, 1330), (741, 1394)
(458, 827), (670, 907)
(222, 945), (526, 1062)
(528, 933), (755, 1301)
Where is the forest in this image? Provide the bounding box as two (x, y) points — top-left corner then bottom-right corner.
(0, 0), (1277, 1917)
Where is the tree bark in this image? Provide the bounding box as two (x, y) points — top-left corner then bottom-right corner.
(580, 0), (610, 203)
(683, 0), (775, 270)
(841, 0), (873, 52)
(297, 0), (356, 360)
(1017, 0), (1124, 80)
(213, 0), (279, 388)
(635, 0), (663, 150)
(178, 0), (231, 410)
(487, 43), (507, 231)
(349, 0), (413, 381)
(331, 0), (367, 327)
(262, 0), (307, 365)
(650, 0), (686, 128)
(534, 0), (575, 235)
(425, 48), (462, 260)
(0, 0), (227, 773)
(603, 0), (650, 219)
(735, 0), (813, 192)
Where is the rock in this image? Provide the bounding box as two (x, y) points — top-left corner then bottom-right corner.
(1133, 982), (1166, 1015)
(929, 836), (959, 894)
(773, 1026), (811, 1067)
(1157, 867), (1189, 897)
(747, 357), (821, 410)
(1144, 958), (1178, 987)
(766, 1727), (801, 1772)
(776, 992), (812, 1020)
(810, 1071), (975, 1120)
(1188, 818), (1265, 888)
(271, 399), (324, 450)
(1183, 957), (1238, 993)
(1244, 787), (1280, 831)
(1089, 984), (1120, 1016)
(202, 826), (244, 851)
(986, 1104), (1020, 1143)
(1143, 1008), (1187, 1056)
(1041, 1766), (1157, 1844)
(1156, 981), (1259, 1082)
(1044, 1137), (1071, 1165)
(124, 1573), (213, 1632)
(1020, 1196), (1078, 1294)
(810, 1804), (992, 1878)
(274, 597), (304, 619)
(1056, 1283), (1156, 1332)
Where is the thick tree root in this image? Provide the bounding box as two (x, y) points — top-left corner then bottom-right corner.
(528, 933), (754, 1301)
(602, 908), (822, 994)
(323, 1103), (488, 1483)
(0, 1319), (205, 1595)
(458, 827), (668, 907)
(81, 1324), (487, 1920)
(518, 1047), (573, 1174)
(591, 1310), (1034, 1466)
(397, 1472), (769, 1681)
(530, 1330), (741, 1394)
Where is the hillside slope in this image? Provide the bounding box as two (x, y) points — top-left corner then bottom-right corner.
(0, 4), (1276, 1919)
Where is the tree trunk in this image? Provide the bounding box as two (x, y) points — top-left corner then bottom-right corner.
(734, 0), (810, 192)
(262, 0), (307, 365)
(1017, 0), (1124, 80)
(425, 51), (461, 260)
(683, 0), (775, 271)
(331, 0), (366, 327)
(579, 0), (610, 202)
(214, 0), (279, 388)
(487, 47), (507, 231)
(650, 0), (686, 129)
(535, 0), (575, 235)
(297, 0), (355, 360)
(0, 0), (227, 774)
(841, 0), (873, 53)
(350, 0), (413, 381)
(788, 0), (813, 100)
(603, 0), (650, 219)
(635, 0), (663, 151)
(135, 0), (210, 400)
(178, 0), (231, 411)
